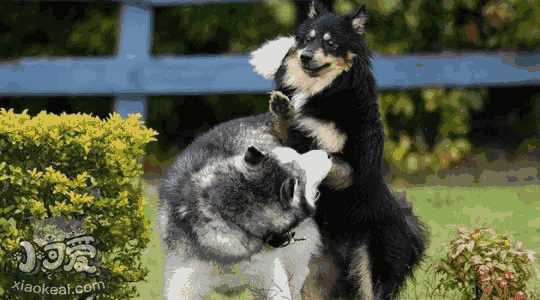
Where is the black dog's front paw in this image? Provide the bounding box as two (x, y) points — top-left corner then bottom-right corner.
(269, 91), (293, 118)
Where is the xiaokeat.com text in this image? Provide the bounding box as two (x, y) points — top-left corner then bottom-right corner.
(11, 279), (106, 296)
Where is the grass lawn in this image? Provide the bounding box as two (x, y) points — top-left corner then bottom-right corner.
(135, 184), (540, 299)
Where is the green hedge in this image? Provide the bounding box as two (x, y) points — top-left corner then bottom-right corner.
(0, 109), (157, 299)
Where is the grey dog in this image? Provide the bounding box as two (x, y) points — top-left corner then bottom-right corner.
(159, 114), (331, 299)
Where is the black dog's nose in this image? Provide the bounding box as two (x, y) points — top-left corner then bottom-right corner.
(300, 51), (314, 64)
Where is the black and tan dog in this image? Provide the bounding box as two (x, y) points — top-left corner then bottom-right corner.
(250, 1), (428, 299)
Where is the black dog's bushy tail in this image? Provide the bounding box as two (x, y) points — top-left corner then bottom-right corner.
(396, 190), (430, 272)
(389, 191), (430, 300)
(396, 191), (429, 247)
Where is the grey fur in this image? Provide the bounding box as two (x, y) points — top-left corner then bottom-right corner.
(159, 114), (331, 299)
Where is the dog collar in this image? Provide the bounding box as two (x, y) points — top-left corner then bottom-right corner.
(265, 231), (306, 248)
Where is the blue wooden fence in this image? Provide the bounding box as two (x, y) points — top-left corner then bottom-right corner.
(2, 0), (540, 119)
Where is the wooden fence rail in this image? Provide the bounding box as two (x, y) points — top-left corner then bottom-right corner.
(3, 0), (540, 119)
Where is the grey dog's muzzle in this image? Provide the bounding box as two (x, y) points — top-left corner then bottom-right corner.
(265, 231), (306, 248)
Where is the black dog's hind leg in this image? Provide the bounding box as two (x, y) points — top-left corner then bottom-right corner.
(372, 221), (427, 299)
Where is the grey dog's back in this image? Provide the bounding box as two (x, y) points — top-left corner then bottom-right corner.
(188, 113), (277, 158)
(159, 113), (276, 197)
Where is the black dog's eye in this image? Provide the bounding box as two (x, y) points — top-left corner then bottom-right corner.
(326, 39), (337, 48)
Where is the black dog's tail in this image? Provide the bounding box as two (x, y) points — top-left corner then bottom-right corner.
(396, 190), (430, 275)
(397, 192), (429, 241)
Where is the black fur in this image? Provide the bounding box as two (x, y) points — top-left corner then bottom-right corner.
(271, 3), (428, 299)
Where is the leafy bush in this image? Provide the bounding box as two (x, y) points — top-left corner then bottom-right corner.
(0, 109), (157, 299)
(436, 227), (537, 299)
(381, 88), (484, 175)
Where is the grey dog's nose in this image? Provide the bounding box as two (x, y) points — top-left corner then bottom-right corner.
(300, 51), (314, 64)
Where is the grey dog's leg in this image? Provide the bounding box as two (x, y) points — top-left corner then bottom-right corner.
(243, 255), (292, 300)
(262, 258), (293, 300)
(163, 254), (215, 300)
(280, 219), (321, 299)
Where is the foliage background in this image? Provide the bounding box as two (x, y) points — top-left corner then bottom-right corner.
(0, 1), (539, 299)
(0, 0), (539, 179)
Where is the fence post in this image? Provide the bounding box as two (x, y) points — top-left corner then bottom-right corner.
(115, 2), (154, 120)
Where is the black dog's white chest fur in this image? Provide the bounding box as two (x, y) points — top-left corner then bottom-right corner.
(294, 111), (347, 154)
(284, 53), (348, 154)
(250, 36), (349, 154)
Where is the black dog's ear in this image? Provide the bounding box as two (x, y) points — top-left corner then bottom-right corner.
(350, 5), (368, 34)
(244, 146), (266, 165)
(308, 0), (328, 18)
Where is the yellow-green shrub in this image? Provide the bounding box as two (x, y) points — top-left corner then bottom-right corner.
(0, 109), (157, 299)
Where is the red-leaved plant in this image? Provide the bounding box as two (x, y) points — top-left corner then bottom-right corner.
(436, 227), (536, 300)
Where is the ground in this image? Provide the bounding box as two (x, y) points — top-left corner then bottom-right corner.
(135, 183), (540, 300)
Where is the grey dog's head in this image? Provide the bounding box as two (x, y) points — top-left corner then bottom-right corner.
(205, 146), (330, 239)
(183, 146), (330, 262)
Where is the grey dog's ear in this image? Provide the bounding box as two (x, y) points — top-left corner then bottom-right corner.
(244, 146), (266, 165)
(350, 5), (368, 34)
(308, 0), (328, 18)
(280, 177), (297, 206)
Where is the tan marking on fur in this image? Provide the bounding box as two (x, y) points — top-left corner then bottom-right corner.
(352, 14), (368, 34)
(336, 51), (356, 71)
(283, 48), (352, 155)
(269, 91), (293, 143)
(301, 254), (339, 300)
(312, 48), (335, 67)
(269, 90), (293, 118)
(308, 3), (317, 18)
(335, 58), (349, 70)
(350, 245), (374, 300)
(325, 156), (353, 190)
(296, 117), (347, 153)
(283, 49), (346, 105)
(271, 121), (289, 144)
(291, 92), (308, 112)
